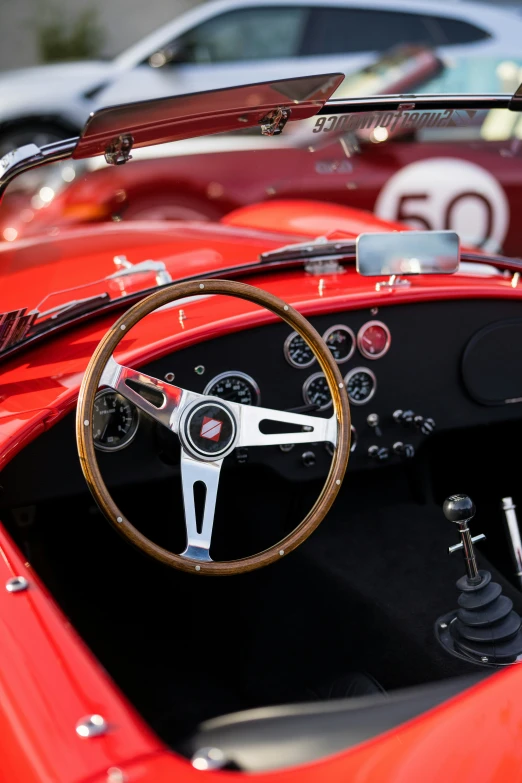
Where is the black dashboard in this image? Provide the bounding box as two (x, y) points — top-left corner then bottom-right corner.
(3, 297), (522, 508)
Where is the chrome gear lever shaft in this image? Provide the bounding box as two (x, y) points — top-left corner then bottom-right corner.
(443, 494), (481, 583)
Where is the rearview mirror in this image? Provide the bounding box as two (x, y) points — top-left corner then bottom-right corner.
(356, 230), (460, 276)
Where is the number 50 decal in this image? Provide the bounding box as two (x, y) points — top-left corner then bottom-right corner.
(375, 158), (509, 251)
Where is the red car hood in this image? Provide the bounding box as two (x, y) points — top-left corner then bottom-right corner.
(0, 201), (406, 313)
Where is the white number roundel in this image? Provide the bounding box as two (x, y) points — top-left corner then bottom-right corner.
(374, 158), (509, 251)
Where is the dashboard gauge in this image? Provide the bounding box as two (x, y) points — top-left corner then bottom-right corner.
(344, 367), (377, 406)
(204, 371), (260, 406)
(323, 324), (356, 364)
(93, 389), (139, 452)
(284, 331), (316, 368)
(357, 320), (391, 360)
(302, 372), (332, 411)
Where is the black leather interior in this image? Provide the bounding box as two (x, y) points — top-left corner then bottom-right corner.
(180, 673), (486, 771)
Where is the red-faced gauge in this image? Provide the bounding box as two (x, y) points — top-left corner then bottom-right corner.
(357, 321), (391, 360)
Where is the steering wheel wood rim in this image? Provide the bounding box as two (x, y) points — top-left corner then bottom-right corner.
(76, 279), (351, 574)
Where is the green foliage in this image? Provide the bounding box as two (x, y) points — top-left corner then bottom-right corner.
(33, 3), (105, 63)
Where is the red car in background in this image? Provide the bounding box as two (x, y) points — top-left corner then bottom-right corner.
(2, 47), (522, 257)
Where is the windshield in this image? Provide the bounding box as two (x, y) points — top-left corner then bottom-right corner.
(1, 54), (522, 352)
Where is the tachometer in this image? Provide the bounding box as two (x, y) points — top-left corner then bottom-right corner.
(344, 367), (377, 406)
(93, 389), (139, 451)
(357, 320), (391, 360)
(303, 372), (332, 411)
(323, 324), (356, 364)
(204, 371), (261, 406)
(284, 331), (315, 368)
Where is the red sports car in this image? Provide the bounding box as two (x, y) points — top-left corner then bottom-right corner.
(1, 73), (522, 783)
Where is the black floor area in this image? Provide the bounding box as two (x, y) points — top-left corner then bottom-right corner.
(6, 459), (520, 746)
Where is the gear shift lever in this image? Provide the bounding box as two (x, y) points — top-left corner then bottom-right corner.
(436, 494), (522, 666)
(443, 495), (485, 584)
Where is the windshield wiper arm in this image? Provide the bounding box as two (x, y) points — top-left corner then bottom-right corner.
(33, 293), (111, 330)
(38, 293), (110, 320)
(260, 238), (355, 264)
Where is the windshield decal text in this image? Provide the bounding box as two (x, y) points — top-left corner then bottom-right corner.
(313, 109), (477, 134)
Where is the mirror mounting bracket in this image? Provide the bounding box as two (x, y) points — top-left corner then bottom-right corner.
(259, 107), (290, 136)
(375, 274), (412, 292)
(104, 133), (134, 165)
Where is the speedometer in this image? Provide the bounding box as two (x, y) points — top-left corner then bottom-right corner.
(204, 371), (261, 406)
(284, 331), (316, 368)
(93, 389), (139, 451)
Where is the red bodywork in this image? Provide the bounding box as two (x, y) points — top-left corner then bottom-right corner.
(1, 199), (522, 781)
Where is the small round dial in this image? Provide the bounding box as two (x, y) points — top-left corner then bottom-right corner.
(357, 321), (391, 360)
(93, 390), (139, 451)
(204, 371), (260, 406)
(344, 367), (377, 406)
(303, 372), (332, 411)
(323, 324), (356, 364)
(284, 331), (315, 368)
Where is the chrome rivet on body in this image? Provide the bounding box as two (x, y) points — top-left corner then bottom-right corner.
(200, 283), (205, 289)
(84, 420), (89, 426)
(165, 372), (175, 382)
(336, 479), (341, 485)
(192, 747), (228, 771)
(195, 565), (201, 571)
(107, 768), (127, 783)
(284, 305), (289, 311)
(279, 550), (285, 556)
(6, 576), (29, 593)
(116, 517), (122, 523)
(120, 324), (126, 330)
(76, 714), (108, 737)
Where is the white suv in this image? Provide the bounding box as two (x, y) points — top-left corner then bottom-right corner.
(0, 0), (521, 152)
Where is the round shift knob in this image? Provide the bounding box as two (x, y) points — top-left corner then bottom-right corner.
(443, 494), (476, 523)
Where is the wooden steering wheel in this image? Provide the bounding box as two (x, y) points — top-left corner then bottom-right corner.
(76, 280), (351, 575)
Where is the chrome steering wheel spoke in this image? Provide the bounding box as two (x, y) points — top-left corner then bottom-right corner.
(180, 449), (223, 563)
(100, 355), (202, 432)
(234, 403), (337, 448)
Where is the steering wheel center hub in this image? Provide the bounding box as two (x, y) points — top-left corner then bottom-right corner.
(181, 399), (237, 460)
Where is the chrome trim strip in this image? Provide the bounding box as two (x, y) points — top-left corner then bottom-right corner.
(0, 137), (78, 199)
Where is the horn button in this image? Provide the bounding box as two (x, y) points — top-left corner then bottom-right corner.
(180, 400), (237, 460)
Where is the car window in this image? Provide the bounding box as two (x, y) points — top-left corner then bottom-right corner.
(175, 7), (309, 63)
(306, 8), (436, 55)
(430, 16), (491, 45)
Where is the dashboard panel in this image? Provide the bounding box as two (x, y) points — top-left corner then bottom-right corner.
(4, 297), (522, 508)
(97, 297), (522, 483)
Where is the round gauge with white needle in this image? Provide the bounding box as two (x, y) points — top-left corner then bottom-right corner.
(93, 390), (139, 451)
(344, 367), (377, 406)
(357, 321), (391, 360)
(303, 372), (333, 411)
(323, 324), (356, 364)
(284, 331), (316, 368)
(204, 371), (261, 406)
